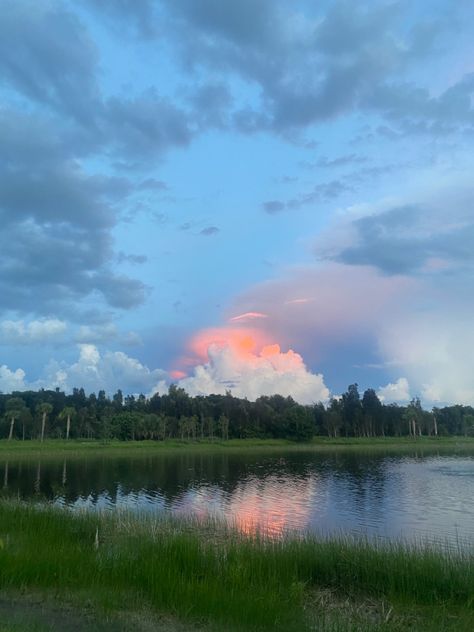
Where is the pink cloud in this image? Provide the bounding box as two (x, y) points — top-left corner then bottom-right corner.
(229, 311), (268, 322)
(228, 263), (417, 363)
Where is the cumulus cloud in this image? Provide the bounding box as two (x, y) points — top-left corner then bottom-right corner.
(47, 344), (168, 395)
(0, 365), (27, 392)
(377, 377), (410, 403)
(179, 342), (329, 404)
(378, 313), (474, 406)
(0, 345), (167, 396)
(0, 319), (67, 345)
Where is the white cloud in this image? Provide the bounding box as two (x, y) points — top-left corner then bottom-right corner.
(0, 365), (27, 392)
(0, 345), (168, 396)
(0, 319), (67, 344)
(47, 344), (168, 395)
(377, 377), (410, 403)
(378, 313), (474, 406)
(179, 343), (329, 405)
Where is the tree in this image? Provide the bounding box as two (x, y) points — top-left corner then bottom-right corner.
(5, 397), (26, 440)
(341, 384), (362, 436)
(404, 398), (423, 438)
(36, 402), (53, 442)
(218, 414), (229, 440)
(58, 406), (76, 440)
(362, 389), (383, 436)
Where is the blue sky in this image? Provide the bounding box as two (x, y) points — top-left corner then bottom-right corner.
(1, 0), (474, 405)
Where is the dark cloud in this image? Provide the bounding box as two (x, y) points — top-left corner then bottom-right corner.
(104, 93), (193, 161)
(0, 1), (99, 123)
(263, 200), (286, 215)
(139, 178), (168, 191)
(189, 82), (233, 129)
(156, 0), (474, 136)
(0, 111), (145, 317)
(324, 202), (474, 275)
(200, 226), (220, 236)
(317, 154), (368, 168)
(117, 252), (148, 265)
(263, 180), (350, 214)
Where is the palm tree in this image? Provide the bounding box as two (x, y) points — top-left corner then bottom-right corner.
(36, 402), (53, 442)
(5, 397), (26, 441)
(58, 406), (76, 440)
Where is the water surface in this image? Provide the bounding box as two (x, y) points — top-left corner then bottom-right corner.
(2, 448), (474, 545)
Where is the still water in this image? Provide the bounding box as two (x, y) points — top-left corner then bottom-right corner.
(1, 448), (474, 545)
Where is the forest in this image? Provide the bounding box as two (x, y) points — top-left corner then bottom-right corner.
(1, 384), (474, 442)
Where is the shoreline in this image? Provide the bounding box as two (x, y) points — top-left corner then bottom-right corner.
(0, 436), (473, 461)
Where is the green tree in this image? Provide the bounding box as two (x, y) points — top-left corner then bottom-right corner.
(342, 384), (362, 436)
(36, 402), (53, 442)
(218, 414), (229, 440)
(362, 389), (383, 437)
(5, 397), (26, 440)
(58, 406), (76, 440)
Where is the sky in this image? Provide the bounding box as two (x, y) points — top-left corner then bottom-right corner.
(1, 0), (474, 406)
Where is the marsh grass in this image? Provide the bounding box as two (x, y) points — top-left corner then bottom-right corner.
(0, 502), (473, 631)
(1, 436), (473, 463)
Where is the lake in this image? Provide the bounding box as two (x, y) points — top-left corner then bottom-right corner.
(2, 448), (474, 545)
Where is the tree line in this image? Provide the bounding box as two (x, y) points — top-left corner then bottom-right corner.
(1, 384), (474, 442)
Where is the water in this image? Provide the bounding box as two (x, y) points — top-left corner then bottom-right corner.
(2, 448), (474, 545)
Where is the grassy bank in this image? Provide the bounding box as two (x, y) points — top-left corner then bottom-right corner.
(0, 503), (473, 631)
(1, 436), (473, 461)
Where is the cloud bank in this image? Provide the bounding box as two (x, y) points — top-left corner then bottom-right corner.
(179, 341), (329, 404)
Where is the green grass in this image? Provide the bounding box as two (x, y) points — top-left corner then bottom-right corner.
(0, 502), (472, 631)
(0, 436), (473, 461)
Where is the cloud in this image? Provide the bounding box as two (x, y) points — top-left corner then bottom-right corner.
(57, 344), (168, 395)
(378, 313), (474, 406)
(229, 312), (268, 323)
(262, 180), (350, 213)
(0, 345), (167, 396)
(229, 263), (417, 363)
(199, 226), (220, 236)
(179, 342), (329, 405)
(104, 93), (193, 161)
(80, 0), (157, 38)
(377, 377), (410, 403)
(322, 195), (474, 275)
(0, 365), (27, 392)
(160, 0), (473, 135)
(0, 319), (67, 345)
(0, 1), (99, 122)
(75, 324), (142, 346)
(0, 109), (148, 317)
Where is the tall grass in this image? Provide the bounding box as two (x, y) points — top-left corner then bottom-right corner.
(0, 502), (473, 631)
(1, 436), (473, 463)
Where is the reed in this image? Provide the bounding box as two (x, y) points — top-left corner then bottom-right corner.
(0, 502), (472, 631)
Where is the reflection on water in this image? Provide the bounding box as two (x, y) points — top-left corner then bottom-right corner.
(1, 449), (474, 544)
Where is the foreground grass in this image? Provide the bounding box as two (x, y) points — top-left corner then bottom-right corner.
(1, 435), (473, 461)
(0, 503), (472, 631)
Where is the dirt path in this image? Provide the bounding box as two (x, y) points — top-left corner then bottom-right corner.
(0, 593), (201, 632)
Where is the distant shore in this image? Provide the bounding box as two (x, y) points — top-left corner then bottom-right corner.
(0, 435), (473, 460)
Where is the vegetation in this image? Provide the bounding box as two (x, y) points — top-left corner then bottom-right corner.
(1, 384), (474, 444)
(0, 502), (472, 631)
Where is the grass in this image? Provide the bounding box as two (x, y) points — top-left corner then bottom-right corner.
(0, 435), (473, 461)
(0, 502), (473, 631)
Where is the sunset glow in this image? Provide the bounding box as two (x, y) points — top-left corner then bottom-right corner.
(188, 327), (272, 362)
(229, 312), (268, 322)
